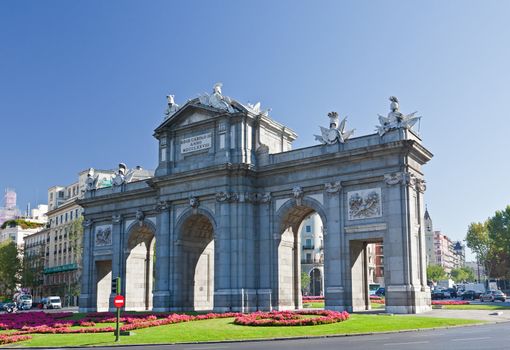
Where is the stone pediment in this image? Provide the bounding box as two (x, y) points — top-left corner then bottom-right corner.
(177, 109), (213, 127)
(155, 101), (225, 132)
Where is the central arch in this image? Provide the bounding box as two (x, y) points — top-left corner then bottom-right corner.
(275, 197), (328, 310)
(175, 209), (216, 311)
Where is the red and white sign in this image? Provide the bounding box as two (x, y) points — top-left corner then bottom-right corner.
(113, 295), (125, 308)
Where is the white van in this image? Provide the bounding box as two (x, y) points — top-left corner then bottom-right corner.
(45, 296), (62, 309)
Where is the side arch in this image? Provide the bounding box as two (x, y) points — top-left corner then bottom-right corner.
(123, 219), (157, 311)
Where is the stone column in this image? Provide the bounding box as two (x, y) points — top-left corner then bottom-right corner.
(349, 240), (369, 311)
(153, 202), (171, 311)
(256, 194), (272, 311)
(108, 214), (122, 312)
(383, 172), (431, 314)
(323, 182), (346, 311)
(79, 219), (95, 312)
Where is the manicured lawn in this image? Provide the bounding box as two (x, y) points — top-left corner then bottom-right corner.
(303, 301), (385, 310)
(14, 315), (481, 347)
(303, 302), (325, 308)
(443, 304), (510, 310)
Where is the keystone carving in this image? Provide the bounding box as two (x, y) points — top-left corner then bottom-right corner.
(135, 209), (145, 226)
(155, 200), (169, 212)
(324, 181), (341, 194)
(112, 214), (121, 223)
(189, 196), (200, 208)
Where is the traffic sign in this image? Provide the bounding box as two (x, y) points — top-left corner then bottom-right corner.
(113, 295), (125, 308)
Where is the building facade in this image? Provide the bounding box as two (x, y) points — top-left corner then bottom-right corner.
(452, 241), (465, 268)
(424, 209), (464, 271)
(79, 85), (432, 314)
(23, 228), (48, 301)
(44, 168), (121, 305)
(300, 213), (324, 296)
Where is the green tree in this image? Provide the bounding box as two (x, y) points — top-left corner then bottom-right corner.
(21, 246), (45, 292)
(450, 266), (475, 283)
(0, 240), (22, 298)
(466, 221), (492, 278)
(301, 271), (311, 295)
(427, 264), (446, 282)
(487, 206), (510, 279)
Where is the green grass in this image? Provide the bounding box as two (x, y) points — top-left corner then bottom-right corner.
(443, 304), (510, 310)
(303, 301), (385, 310)
(12, 315), (482, 348)
(303, 302), (325, 308)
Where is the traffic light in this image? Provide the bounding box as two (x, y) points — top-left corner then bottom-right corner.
(111, 277), (120, 294)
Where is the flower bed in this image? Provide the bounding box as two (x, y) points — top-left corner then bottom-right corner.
(234, 310), (350, 326)
(0, 312), (73, 330)
(0, 310), (350, 345)
(0, 334), (32, 345)
(371, 299), (385, 304)
(431, 300), (470, 305)
(302, 296), (324, 303)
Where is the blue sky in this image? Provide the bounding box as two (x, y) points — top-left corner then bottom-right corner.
(1, 1), (509, 260)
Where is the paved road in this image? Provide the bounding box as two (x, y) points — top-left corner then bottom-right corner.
(21, 322), (510, 350)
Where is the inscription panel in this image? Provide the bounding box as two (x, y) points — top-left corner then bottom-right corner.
(181, 133), (212, 154)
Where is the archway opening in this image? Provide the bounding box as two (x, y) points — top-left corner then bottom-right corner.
(278, 207), (325, 310)
(95, 260), (112, 312)
(179, 213), (214, 311)
(309, 268), (323, 296)
(350, 239), (385, 312)
(125, 224), (155, 311)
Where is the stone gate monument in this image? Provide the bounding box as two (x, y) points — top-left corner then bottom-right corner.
(79, 85), (432, 314)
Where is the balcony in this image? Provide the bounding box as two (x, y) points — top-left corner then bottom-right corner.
(302, 244), (314, 250)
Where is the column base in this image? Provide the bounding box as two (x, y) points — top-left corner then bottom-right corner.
(386, 284), (431, 314)
(78, 294), (96, 313)
(153, 291), (171, 311)
(214, 289), (269, 312)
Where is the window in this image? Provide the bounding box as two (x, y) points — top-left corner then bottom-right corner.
(65, 213), (68, 222)
(306, 225), (311, 233)
(306, 239), (312, 248)
(306, 253), (312, 262)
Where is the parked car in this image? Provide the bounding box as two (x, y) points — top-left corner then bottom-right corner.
(461, 290), (482, 300)
(45, 296), (62, 309)
(38, 297), (48, 309)
(480, 290), (507, 302)
(16, 294), (32, 310)
(375, 287), (385, 297)
(369, 284), (381, 296)
(2, 302), (17, 313)
(431, 289), (447, 300)
(445, 288), (458, 298)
